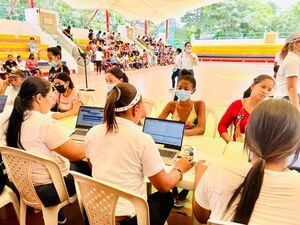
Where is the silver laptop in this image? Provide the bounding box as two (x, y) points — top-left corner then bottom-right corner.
(143, 117), (185, 165)
(0, 95), (7, 113)
(70, 106), (104, 142)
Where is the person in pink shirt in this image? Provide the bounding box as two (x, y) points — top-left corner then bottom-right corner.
(26, 53), (41, 76)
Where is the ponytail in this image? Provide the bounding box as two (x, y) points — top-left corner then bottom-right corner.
(103, 88), (119, 133)
(225, 158), (265, 224)
(103, 83), (141, 134)
(280, 43), (289, 60)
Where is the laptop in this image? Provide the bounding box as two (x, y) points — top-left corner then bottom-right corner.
(143, 117), (185, 165)
(0, 95), (7, 113)
(70, 106), (104, 142)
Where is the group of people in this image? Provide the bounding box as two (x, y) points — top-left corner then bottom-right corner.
(0, 32), (300, 225)
(86, 30), (151, 75)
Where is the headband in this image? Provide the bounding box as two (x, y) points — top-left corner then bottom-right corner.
(115, 89), (142, 112)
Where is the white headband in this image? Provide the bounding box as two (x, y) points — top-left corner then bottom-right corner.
(115, 89), (142, 112)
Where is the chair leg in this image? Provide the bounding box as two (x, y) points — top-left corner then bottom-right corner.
(8, 191), (20, 223)
(20, 199), (27, 225)
(42, 205), (60, 225)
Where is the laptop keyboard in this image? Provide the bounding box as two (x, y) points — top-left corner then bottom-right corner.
(74, 130), (87, 136)
(159, 150), (177, 159)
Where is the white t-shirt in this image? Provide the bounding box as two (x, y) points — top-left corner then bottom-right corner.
(178, 51), (198, 70)
(94, 50), (104, 61)
(17, 61), (27, 70)
(4, 86), (18, 105)
(275, 52), (300, 98)
(85, 117), (165, 217)
(195, 160), (300, 225)
(1, 110), (70, 185)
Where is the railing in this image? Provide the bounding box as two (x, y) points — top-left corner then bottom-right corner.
(39, 23), (74, 56)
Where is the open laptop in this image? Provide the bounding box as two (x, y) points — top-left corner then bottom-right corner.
(143, 117), (185, 165)
(70, 106), (104, 142)
(0, 95), (7, 113)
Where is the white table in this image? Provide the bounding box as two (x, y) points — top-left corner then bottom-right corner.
(58, 116), (229, 191)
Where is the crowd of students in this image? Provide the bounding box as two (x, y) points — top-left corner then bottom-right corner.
(0, 32), (300, 225)
(86, 30), (151, 74)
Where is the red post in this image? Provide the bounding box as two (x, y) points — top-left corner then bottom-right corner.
(29, 0), (35, 8)
(106, 10), (110, 32)
(144, 20), (148, 36)
(86, 9), (99, 27)
(165, 19), (169, 40)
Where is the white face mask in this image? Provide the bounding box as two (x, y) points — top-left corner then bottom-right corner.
(106, 83), (116, 92)
(175, 89), (192, 101)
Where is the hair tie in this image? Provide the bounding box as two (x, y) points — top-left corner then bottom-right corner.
(115, 86), (121, 101)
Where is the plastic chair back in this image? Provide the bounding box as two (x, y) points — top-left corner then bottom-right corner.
(143, 98), (158, 117)
(0, 146), (70, 208)
(205, 105), (218, 138)
(79, 91), (96, 106)
(71, 171), (150, 225)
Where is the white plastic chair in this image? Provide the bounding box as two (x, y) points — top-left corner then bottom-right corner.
(0, 185), (20, 222)
(205, 105), (218, 138)
(208, 219), (244, 225)
(0, 146), (77, 225)
(71, 171), (150, 225)
(143, 98), (158, 117)
(79, 91), (96, 106)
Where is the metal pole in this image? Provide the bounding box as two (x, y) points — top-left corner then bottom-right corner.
(165, 19), (169, 40)
(106, 10), (110, 32)
(29, 0), (34, 8)
(86, 9), (99, 27)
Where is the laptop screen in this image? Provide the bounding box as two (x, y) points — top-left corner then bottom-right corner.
(76, 106), (104, 129)
(143, 117), (185, 150)
(0, 95), (7, 113)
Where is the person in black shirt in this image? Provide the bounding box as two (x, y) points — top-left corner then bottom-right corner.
(47, 47), (70, 83)
(4, 54), (17, 73)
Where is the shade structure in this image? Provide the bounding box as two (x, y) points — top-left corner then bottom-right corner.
(61, 0), (223, 24)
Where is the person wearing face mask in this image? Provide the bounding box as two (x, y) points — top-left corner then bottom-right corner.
(51, 72), (83, 120)
(2, 77), (85, 224)
(159, 75), (206, 208)
(85, 83), (194, 225)
(4, 70), (25, 105)
(105, 67), (129, 92)
(47, 47), (70, 83)
(218, 75), (275, 144)
(177, 42), (198, 76)
(274, 32), (300, 110)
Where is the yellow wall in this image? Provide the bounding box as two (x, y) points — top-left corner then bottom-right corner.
(192, 44), (282, 56)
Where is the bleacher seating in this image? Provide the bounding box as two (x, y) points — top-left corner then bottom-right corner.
(73, 39), (89, 51)
(0, 34), (48, 62)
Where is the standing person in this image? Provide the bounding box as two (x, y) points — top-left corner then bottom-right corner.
(218, 75), (274, 143)
(177, 42), (198, 76)
(88, 29), (94, 41)
(274, 32), (300, 110)
(94, 47), (104, 75)
(193, 99), (300, 225)
(29, 37), (38, 54)
(85, 83), (194, 225)
(96, 31), (101, 40)
(47, 47), (70, 83)
(170, 48), (182, 89)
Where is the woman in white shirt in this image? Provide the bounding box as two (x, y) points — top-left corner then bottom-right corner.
(5, 77), (85, 224)
(177, 42), (198, 76)
(170, 48), (182, 89)
(274, 32), (300, 110)
(193, 99), (300, 225)
(94, 47), (104, 75)
(85, 83), (194, 225)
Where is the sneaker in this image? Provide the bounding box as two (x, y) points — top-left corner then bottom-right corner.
(173, 198), (186, 208)
(58, 211), (67, 225)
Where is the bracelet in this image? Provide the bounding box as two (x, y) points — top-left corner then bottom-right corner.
(173, 167), (183, 181)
